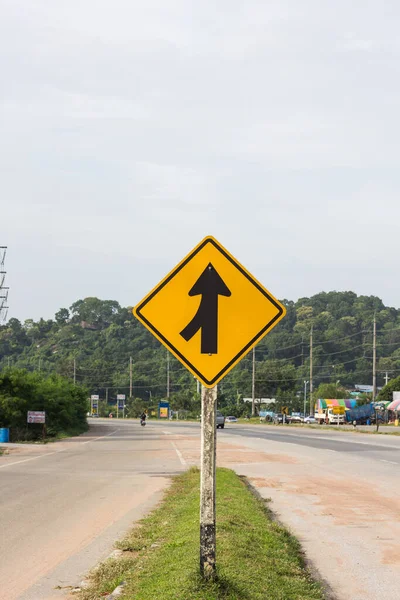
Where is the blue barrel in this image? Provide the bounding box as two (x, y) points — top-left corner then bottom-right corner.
(0, 428), (9, 443)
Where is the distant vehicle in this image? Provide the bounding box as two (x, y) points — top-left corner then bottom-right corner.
(290, 413), (304, 423)
(225, 416), (238, 423)
(274, 413), (291, 424)
(345, 403), (375, 425)
(216, 411), (225, 429)
(304, 415), (317, 424)
(260, 411), (275, 422)
(315, 408), (345, 425)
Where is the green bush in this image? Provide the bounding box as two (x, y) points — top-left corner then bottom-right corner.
(0, 368), (88, 441)
(377, 375), (400, 403)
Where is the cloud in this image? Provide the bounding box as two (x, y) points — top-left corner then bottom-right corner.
(1, 0), (400, 319)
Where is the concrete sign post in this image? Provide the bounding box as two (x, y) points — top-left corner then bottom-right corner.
(200, 385), (217, 579)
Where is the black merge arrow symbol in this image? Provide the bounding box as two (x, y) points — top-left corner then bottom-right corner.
(180, 263), (231, 354)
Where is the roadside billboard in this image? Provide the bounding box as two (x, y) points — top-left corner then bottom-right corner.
(159, 401), (169, 419)
(91, 395), (99, 416)
(27, 411), (46, 424)
(117, 394), (125, 411)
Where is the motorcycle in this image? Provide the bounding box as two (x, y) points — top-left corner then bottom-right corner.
(140, 418), (146, 427)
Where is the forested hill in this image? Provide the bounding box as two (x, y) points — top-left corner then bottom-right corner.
(1, 292), (399, 406)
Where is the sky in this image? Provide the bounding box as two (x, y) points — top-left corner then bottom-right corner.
(1, 0), (400, 322)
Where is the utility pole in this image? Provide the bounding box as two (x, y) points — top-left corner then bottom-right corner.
(129, 356), (133, 398)
(372, 315), (377, 401)
(73, 359), (76, 385)
(167, 351), (170, 398)
(106, 387), (109, 404)
(200, 384), (217, 579)
(309, 327), (313, 416)
(304, 380), (309, 419)
(251, 347), (256, 417)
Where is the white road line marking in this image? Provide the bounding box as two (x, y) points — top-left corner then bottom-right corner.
(171, 442), (186, 466)
(380, 459), (398, 465)
(163, 431), (171, 435)
(325, 449), (337, 452)
(81, 429), (118, 444)
(0, 429), (119, 468)
(0, 449), (66, 469)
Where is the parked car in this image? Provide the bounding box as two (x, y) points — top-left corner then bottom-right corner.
(216, 411), (225, 429)
(225, 416), (238, 423)
(290, 413), (304, 423)
(304, 415), (317, 424)
(274, 413), (291, 424)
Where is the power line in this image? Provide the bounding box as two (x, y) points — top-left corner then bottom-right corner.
(241, 352), (306, 365)
(376, 326), (400, 333)
(255, 340), (307, 352)
(313, 343), (368, 357)
(254, 368), (382, 384)
(313, 355), (374, 369)
(314, 330), (370, 344)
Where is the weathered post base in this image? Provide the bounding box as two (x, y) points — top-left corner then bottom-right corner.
(200, 384), (217, 580)
(200, 523), (216, 578)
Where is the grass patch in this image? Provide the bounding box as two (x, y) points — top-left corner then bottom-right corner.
(78, 467), (324, 600)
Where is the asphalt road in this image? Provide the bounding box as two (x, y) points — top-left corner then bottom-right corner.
(226, 424), (400, 463)
(0, 422), (187, 600)
(2, 419), (400, 600)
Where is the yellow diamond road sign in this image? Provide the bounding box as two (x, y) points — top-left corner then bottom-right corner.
(133, 236), (286, 388)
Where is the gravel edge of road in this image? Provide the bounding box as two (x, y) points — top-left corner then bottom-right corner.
(241, 475), (338, 600)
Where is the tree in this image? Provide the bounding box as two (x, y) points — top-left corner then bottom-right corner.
(314, 383), (348, 399)
(0, 368), (88, 441)
(55, 308), (70, 325)
(377, 375), (400, 403)
(1, 291), (399, 402)
(70, 298), (120, 327)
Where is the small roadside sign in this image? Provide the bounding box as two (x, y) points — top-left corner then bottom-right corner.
(133, 236), (286, 388)
(159, 401), (169, 419)
(90, 395), (99, 416)
(281, 406), (288, 415)
(117, 394), (126, 418)
(27, 411), (46, 424)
